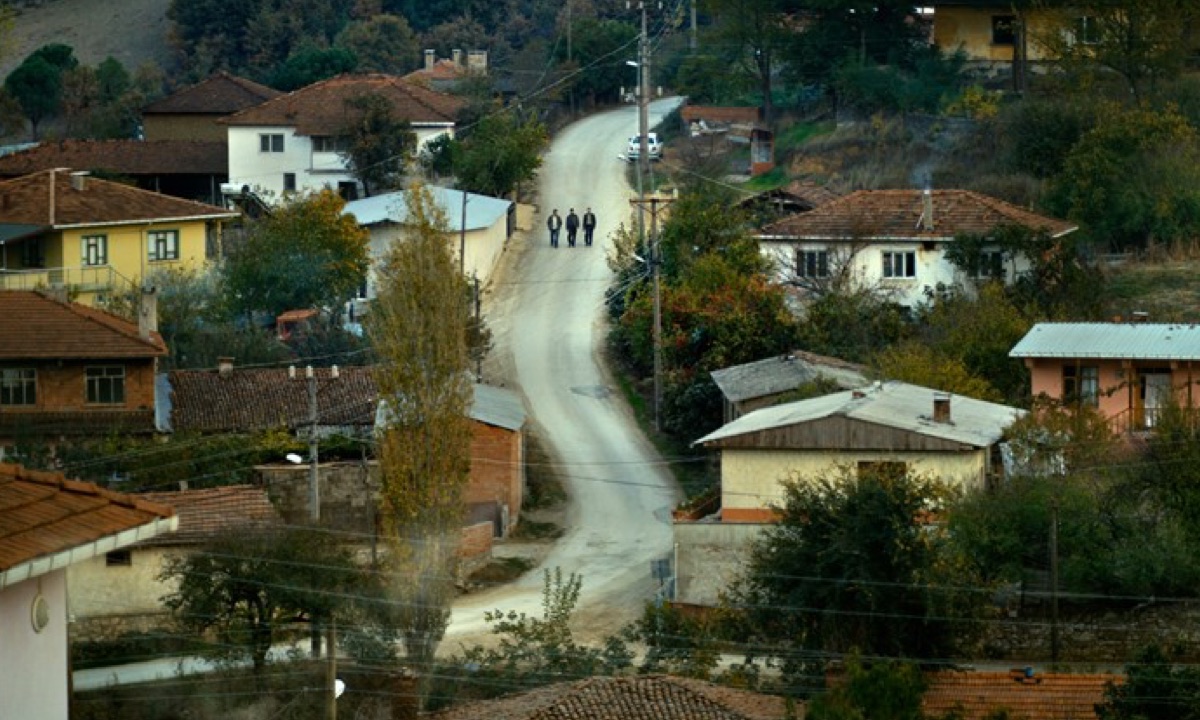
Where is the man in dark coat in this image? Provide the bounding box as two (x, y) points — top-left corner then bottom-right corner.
(582, 207), (597, 246)
(566, 208), (580, 247)
(547, 209), (562, 248)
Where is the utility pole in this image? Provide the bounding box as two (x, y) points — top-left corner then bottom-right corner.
(1049, 498), (1061, 662)
(459, 189), (468, 275)
(307, 365), (320, 522)
(690, 0), (697, 51)
(638, 3), (651, 202)
(326, 615), (338, 720)
(474, 273), (483, 380)
(630, 195), (674, 432)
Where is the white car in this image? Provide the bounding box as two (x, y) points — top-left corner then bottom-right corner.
(626, 133), (662, 161)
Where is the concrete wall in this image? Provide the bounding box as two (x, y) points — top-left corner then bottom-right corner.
(67, 547), (179, 621)
(0, 571), (69, 720)
(932, 6), (1056, 62)
(720, 448), (988, 517)
(673, 521), (768, 606)
(365, 215), (509, 295)
(1026, 357), (1200, 429)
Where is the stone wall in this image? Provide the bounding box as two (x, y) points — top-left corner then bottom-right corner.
(71, 612), (174, 644)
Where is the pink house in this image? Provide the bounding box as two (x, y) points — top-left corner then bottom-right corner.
(1009, 322), (1200, 431)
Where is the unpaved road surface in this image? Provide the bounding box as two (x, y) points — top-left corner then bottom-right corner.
(445, 99), (684, 647)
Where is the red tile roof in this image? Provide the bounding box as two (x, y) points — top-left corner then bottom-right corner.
(0, 463), (176, 583)
(219, 73), (462, 133)
(0, 168), (237, 227)
(404, 59), (469, 82)
(782, 181), (840, 208)
(136, 485), (280, 546)
(0, 291), (166, 359)
(142, 71), (282, 115)
(0, 140), (227, 177)
(758, 189), (1077, 241)
(922, 670), (1120, 720)
(429, 675), (792, 720)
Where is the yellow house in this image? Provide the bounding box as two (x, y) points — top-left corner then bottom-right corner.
(0, 168), (238, 305)
(931, 2), (1058, 64)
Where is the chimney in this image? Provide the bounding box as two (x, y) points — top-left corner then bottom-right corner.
(919, 188), (934, 232)
(70, 170), (89, 191)
(424, 49), (435, 71)
(452, 48), (462, 66)
(467, 49), (488, 73)
(138, 284), (158, 341)
(218, 356), (234, 376)
(933, 393), (952, 423)
(1131, 311), (1149, 323)
(331, 364), (340, 379)
(288, 365), (296, 380)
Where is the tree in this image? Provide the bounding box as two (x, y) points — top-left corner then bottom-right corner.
(341, 93), (416, 197)
(552, 17), (638, 105)
(222, 189), (370, 318)
(335, 13), (419, 73)
(788, 0), (930, 91)
(453, 111), (547, 198)
(161, 525), (365, 677)
(5, 56), (63, 138)
(1099, 645), (1200, 720)
(874, 341), (1003, 401)
(730, 466), (986, 669)
(808, 656), (926, 720)
(368, 183), (473, 681)
(269, 43), (358, 91)
(702, 0), (792, 124)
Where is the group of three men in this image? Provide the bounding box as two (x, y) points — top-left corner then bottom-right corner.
(546, 208), (596, 248)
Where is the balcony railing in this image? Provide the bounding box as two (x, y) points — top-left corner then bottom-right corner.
(0, 265), (119, 294)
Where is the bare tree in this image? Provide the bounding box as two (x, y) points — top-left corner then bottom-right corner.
(368, 182), (472, 682)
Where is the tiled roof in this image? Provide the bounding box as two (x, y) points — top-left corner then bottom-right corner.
(0, 410), (156, 436)
(1010, 322), (1200, 361)
(782, 181), (840, 208)
(922, 670), (1120, 720)
(0, 139), (227, 177)
(219, 73), (462, 133)
(429, 675), (791, 720)
(0, 168), (237, 227)
(757, 189), (1076, 241)
(0, 291), (166, 359)
(168, 366), (525, 433)
(136, 485), (280, 546)
(142, 71), (282, 115)
(403, 59), (468, 82)
(0, 463), (176, 586)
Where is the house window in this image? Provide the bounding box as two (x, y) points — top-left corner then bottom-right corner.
(882, 250), (916, 279)
(0, 368), (36, 405)
(86, 365), (125, 405)
(259, 133), (285, 153)
(992, 15), (1016, 45)
(312, 135), (350, 153)
(283, 173), (296, 192)
(21, 237), (44, 268)
(81, 235), (107, 266)
(972, 250), (1005, 279)
(857, 461), (908, 481)
(796, 249), (829, 279)
(338, 181), (359, 201)
(105, 550), (132, 567)
(148, 230), (179, 261)
(1063, 365), (1099, 406)
(1073, 16), (1099, 45)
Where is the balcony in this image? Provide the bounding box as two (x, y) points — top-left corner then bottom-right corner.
(0, 265), (119, 294)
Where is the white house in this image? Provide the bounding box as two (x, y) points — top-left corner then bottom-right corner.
(0, 463), (175, 719)
(220, 74), (461, 201)
(344, 185), (515, 300)
(755, 189), (1077, 308)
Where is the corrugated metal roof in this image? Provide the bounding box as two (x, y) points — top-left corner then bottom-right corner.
(710, 351), (868, 403)
(1009, 323), (1200, 360)
(471, 384), (526, 431)
(695, 381), (1024, 448)
(344, 185), (511, 232)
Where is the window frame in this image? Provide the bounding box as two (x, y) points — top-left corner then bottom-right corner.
(1062, 365), (1100, 407)
(882, 250), (916, 279)
(992, 15), (1017, 45)
(85, 365), (126, 405)
(311, 135), (350, 153)
(972, 250), (1005, 279)
(81, 234), (108, 267)
(259, 133), (285, 153)
(105, 550), (132, 567)
(21, 237), (44, 268)
(283, 172), (297, 193)
(148, 229), (180, 262)
(795, 249), (830, 279)
(1073, 16), (1100, 45)
(0, 368), (36, 406)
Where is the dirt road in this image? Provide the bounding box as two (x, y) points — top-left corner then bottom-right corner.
(445, 99), (684, 645)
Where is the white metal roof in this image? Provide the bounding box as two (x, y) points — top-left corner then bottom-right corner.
(694, 381), (1024, 448)
(1009, 323), (1200, 360)
(343, 185), (511, 231)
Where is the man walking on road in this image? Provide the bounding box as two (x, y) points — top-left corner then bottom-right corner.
(582, 207), (597, 246)
(566, 208), (580, 247)
(547, 209), (562, 248)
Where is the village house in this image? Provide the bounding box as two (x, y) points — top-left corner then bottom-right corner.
(142, 71), (282, 143)
(710, 349), (869, 424)
(0, 463), (176, 719)
(404, 48), (489, 92)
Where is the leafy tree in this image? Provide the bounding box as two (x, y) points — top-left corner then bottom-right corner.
(1050, 105), (1200, 252)
(454, 111), (548, 198)
(873, 341), (1002, 402)
(340, 93), (416, 197)
(702, 0), (792, 124)
(95, 57), (131, 103)
(245, 0), (356, 76)
(335, 13), (419, 73)
(625, 600), (722, 679)
(368, 183), (473, 679)
(997, 97), (1099, 180)
(832, 48), (968, 117)
(789, 0), (930, 92)
(1099, 645), (1200, 720)
(420, 16), (491, 58)
(269, 43), (358, 91)
(552, 17), (638, 105)
(730, 466), (986, 666)
(222, 189), (370, 318)
(5, 56), (63, 138)
(59, 65), (100, 138)
(808, 657), (926, 720)
(161, 525), (366, 677)
(797, 288), (911, 364)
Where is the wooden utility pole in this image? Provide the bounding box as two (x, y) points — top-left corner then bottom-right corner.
(630, 196), (674, 432)
(1050, 499), (1061, 662)
(326, 615), (338, 720)
(307, 365), (320, 522)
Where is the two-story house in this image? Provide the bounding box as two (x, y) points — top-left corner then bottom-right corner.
(0, 290), (166, 452)
(142, 71), (282, 143)
(0, 168), (238, 303)
(220, 73), (462, 201)
(755, 188), (1077, 309)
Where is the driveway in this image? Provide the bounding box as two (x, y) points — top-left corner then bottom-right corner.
(445, 98), (684, 643)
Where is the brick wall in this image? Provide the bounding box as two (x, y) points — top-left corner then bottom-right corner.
(467, 422), (524, 532)
(680, 106), (761, 125)
(0, 359), (157, 412)
(458, 521), (494, 577)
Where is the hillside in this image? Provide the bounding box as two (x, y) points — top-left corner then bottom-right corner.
(1, 0), (174, 78)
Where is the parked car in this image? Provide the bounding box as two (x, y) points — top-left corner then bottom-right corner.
(625, 132), (662, 161)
